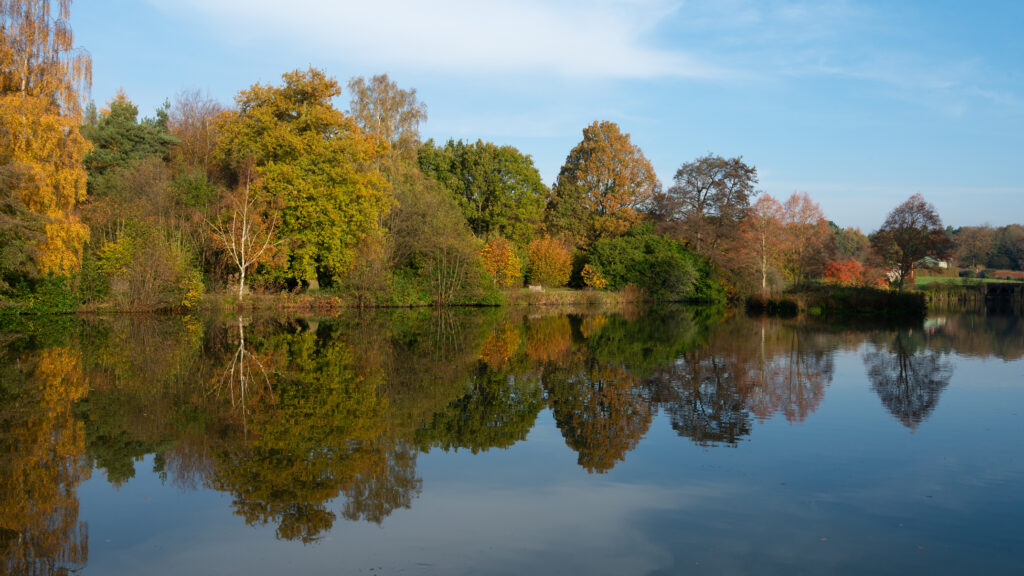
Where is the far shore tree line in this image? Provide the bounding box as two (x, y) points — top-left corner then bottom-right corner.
(2, 1), (1021, 310)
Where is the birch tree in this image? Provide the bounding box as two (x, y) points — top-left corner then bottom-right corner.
(211, 173), (277, 299)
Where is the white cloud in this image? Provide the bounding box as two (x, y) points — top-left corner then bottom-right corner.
(152, 0), (729, 80)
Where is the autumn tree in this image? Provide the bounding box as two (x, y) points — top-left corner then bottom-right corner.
(527, 236), (572, 287)
(479, 236), (522, 289)
(778, 192), (834, 286)
(730, 194), (785, 295)
(546, 121), (659, 247)
(418, 139), (547, 247)
(0, 0), (91, 283)
(167, 88), (224, 174)
(871, 193), (948, 292)
(954, 225), (995, 269)
(823, 259), (866, 285)
(347, 73), (427, 172)
(216, 68), (391, 288)
(653, 153), (758, 258)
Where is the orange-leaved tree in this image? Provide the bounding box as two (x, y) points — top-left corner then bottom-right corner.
(527, 236), (571, 287)
(546, 121), (658, 247)
(479, 236), (521, 288)
(823, 259), (865, 286)
(779, 192), (834, 286)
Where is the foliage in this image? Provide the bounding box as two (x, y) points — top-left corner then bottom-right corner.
(479, 236), (522, 289)
(652, 153), (758, 259)
(580, 264), (607, 290)
(167, 89), (224, 173)
(546, 121), (658, 247)
(989, 224), (1024, 270)
(348, 74), (427, 172)
(418, 139), (547, 247)
(823, 259), (867, 286)
(526, 236), (572, 287)
(871, 193), (948, 292)
(0, 0), (92, 284)
(833, 224), (871, 261)
(216, 67), (391, 287)
(0, 95), (90, 280)
(82, 92), (177, 195)
(386, 167), (490, 305)
(586, 225), (723, 302)
(92, 228), (204, 309)
(778, 192), (834, 285)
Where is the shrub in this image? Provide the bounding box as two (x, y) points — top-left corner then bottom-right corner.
(94, 229), (204, 310)
(585, 225), (723, 302)
(581, 264), (608, 289)
(527, 237), (572, 287)
(823, 259), (866, 286)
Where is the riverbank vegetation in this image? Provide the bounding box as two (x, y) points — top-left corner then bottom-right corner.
(2, 1), (1023, 315)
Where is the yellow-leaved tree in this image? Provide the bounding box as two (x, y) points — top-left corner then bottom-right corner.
(216, 68), (391, 288)
(0, 0), (92, 287)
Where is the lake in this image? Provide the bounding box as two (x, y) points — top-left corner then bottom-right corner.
(1, 306), (1022, 575)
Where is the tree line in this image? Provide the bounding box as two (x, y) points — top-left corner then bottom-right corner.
(2, 1), (1020, 310)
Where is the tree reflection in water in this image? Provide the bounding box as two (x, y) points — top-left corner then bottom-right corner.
(0, 341), (90, 576)
(864, 330), (954, 429)
(5, 305), (1013, 563)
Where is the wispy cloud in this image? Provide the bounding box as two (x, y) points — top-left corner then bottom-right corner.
(152, 0), (730, 80)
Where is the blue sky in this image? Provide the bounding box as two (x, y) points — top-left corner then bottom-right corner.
(73, 0), (1023, 230)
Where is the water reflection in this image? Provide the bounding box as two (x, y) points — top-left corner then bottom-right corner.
(864, 330), (954, 429)
(1, 306), (1021, 568)
(1, 337), (90, 576)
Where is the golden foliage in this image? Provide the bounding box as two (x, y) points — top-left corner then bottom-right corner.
(525, 315), (572, 363)
(479, 322), (522, 370)
(581, 264), (607, 290)
(527, 236), (572, 287)
(0, 0), (92, 277)
(479, 236), (522, 289)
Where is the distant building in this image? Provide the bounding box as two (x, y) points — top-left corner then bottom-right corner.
(915, 256), (948, 269)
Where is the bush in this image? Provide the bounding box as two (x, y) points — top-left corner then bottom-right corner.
(93, 229), (204, 310)
(586, 225), (724, 302)
(527, 237), (571, 287)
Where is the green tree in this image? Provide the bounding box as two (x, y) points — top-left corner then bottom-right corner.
(418, 139), (547, 247)
(216, 68), (391, 287)
(586, 225), (723, 302)
(546, 121), (659, 247)
(81, 92), (177, 195)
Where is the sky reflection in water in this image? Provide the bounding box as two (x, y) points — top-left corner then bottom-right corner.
(1, 307), (1021, 575)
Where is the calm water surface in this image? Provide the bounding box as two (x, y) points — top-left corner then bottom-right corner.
(1, 307), (1022, 575)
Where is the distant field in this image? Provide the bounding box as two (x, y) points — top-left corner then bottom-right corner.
(915, 276), (1024, 287)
